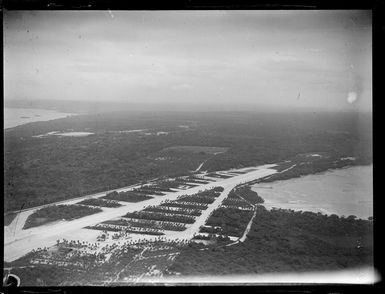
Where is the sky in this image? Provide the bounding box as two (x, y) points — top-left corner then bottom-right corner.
(4, 10), (372, 112)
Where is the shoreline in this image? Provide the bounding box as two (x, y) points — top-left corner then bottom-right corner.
(4, 107), (80, 130)
(252, 164), (373, 220)
(255, 162), (372, 186)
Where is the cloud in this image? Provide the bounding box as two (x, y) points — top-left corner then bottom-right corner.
(171, 84), (193, 91)
(270, 54), (300, 63)
(347, 92), (357, 103)
(3, 10), (372, 111)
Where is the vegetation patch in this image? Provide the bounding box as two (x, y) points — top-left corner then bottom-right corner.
(77, 198), (122, 208)
(10, 265), (71, 286)
(230, 171), (248, 175)
(131, 188), (165, 196)
(86, 225), (164, 235)
(85, 225), (122, 232)
(123, 230), (164, 236)
(167, 187), (223, 206)
(186, 177), (211, 184)
(192, 234), (211, 241)
(198, 186), (224, 196)
(230, 186), (264, 204)
(151, 179), (184, 190)
(206, 173), (233, 179)
(123, 211), (196, 224)
(221, 198), (252, 210)
(103, 218), (187, 231)
(199, 226), (223, 234)
(102, 191), (153, 202)
(23, 205), (102, 229)
(205, 207), (253, 237)
(143, 205), (202, 217)
(160, 201), (208, 210)
(177, 195), (216, 204)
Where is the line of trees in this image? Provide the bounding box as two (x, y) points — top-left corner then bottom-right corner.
(102, 191), (153, 202)
(77, 198), (122, 207)
(160, 201), (209, 210)
(143, 205), (202, 217)
(123, 211), (196, 224)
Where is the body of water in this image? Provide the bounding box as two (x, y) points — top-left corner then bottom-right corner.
(4, 107), (76, 129)
(252, 165), (373, 219)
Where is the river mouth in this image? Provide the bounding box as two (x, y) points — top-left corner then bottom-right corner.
(252, 165), (373, 219)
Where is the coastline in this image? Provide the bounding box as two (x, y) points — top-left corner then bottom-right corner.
(252, 164), (373, 219)
(4, 107), (78, 129)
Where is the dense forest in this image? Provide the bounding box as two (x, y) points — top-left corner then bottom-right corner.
(4, 111), (372, 212)
(230, 186), (264, 204)
(205, 207), (253, 237)
(168, 206), (373, 275)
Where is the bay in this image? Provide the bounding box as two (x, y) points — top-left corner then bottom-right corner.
(252, 165), (373, 219)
